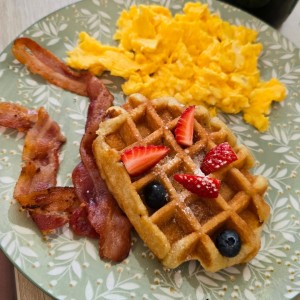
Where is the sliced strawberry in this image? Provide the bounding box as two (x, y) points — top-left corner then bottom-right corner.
(121, 145), (169, 176)
(175, 106), (195, 147)
(200, 142), (238, 175)
(174, 174), (220, 198)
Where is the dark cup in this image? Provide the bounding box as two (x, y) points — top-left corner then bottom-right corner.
(218, 0), (299, 28)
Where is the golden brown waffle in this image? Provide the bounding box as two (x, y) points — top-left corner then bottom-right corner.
(93, 94), (270, 272)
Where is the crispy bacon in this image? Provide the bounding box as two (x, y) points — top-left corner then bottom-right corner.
(17, 187), (77, 209)
(72, 77), (132, 262)
(0, 102), (38, 131)
(69, 205), (98, 239)
(9, 38), (132, 262)
(30, 213), (68, 233)
(0, 102), (76, 233)
(1, 104), (81, 234)
(73, 163), (131, 261)
(13, 107), (66, 199)
(17, 187), (80, 234)
(26, 187), (98, 238)
(80, 77), (114, 182)
(11, 107), (70, 233)
(12, 37), (92, 96)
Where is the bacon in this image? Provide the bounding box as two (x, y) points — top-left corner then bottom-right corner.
(69, 206), (98, 239)
(0, 102), (38, 131)
(12, 107), (69, 233)
(12, 37), (92, 96)
(13, 107), (66, 199)
(72, 163), (131, 261)
(17, 187), (80, 234)
(72, 77), (132, 262)
(0, 102), (74, 233)
(17, 187), (77, 209)
(30, 213), (68, 233)
(80, 77), (114, 183)
(20, 186), (98, 237)
(10, 38), (132, 261)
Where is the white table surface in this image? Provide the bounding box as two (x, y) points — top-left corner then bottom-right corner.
(0, 0), (300, 299)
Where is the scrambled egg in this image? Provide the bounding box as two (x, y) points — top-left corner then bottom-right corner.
(67, 2), (286, 132)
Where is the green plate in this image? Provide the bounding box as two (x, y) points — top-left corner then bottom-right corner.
(1, 1), (300, 299)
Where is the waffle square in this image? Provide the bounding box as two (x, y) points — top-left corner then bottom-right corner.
(93, 94), (270, 272)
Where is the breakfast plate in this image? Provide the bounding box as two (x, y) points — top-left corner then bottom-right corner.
(1, 0), (300, 299)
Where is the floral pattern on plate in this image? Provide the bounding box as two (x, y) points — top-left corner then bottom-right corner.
(0, 0), (300, 299)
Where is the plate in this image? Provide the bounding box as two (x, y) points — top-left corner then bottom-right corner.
(1, 1), (300, 299)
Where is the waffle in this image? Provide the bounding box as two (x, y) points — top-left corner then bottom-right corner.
(93, 94), (270, 272)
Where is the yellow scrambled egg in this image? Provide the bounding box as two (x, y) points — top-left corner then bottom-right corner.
(67, 2), (286, 132)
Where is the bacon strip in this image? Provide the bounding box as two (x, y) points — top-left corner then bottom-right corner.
(17, 187), (80, 234)
(19, 185), (97, 237)
(0, 102), (38, 131)
(2, 104), (79, 233)
(10, 38), (132, 261)
(12, 37), (92, 96)
(80, 77), (114, 182)
(0, 102), (75, 232)
(69, 205), (98, 239)
(13, 107), (66, 199)
(72, 77), (132, 262)
(17, 187), (77, 209)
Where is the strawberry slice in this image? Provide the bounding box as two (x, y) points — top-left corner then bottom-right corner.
(121, 145), (170, 176)
(200, 142), (238, 175)
(175, 106), (195, 147)
(174, 174), (220, 198)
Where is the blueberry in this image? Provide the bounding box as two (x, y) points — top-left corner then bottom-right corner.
(143, 181), (168, 210)
(215, 229), (241, 257)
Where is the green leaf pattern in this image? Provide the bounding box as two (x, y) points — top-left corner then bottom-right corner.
(0, 0), (300, 299)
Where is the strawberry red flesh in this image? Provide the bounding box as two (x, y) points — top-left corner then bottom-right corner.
(175, 106), (195, 147)
(174, 174), (220, 198)
(121, 145), (170, 176)
(200, 142), (238, 175)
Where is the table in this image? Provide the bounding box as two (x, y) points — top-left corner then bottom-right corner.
(0, 0), (300, 299)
